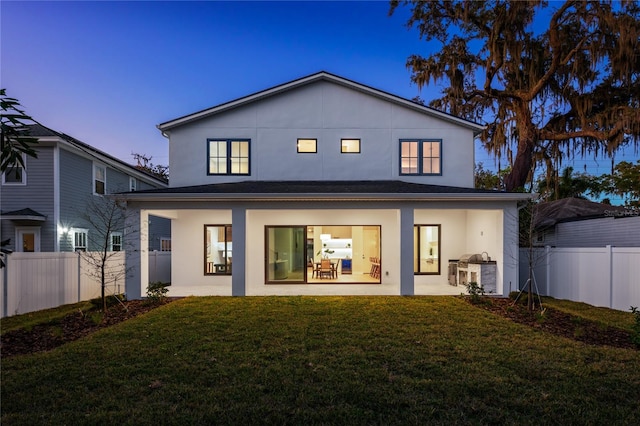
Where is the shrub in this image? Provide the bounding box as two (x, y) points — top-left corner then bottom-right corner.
(630, 306), (640, 348)
(464, 281), (485, 303)
(146, 282), (169, 303)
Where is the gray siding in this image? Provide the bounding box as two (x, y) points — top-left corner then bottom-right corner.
(58, 148), (130, 252)
(59, 148), (93, 251)
(0, 147), (56, 251)
(148, 215), (171, 251)
(107, 168), (130, 193)
(552, 216), (640, 247)
(137, 180), (157, 191)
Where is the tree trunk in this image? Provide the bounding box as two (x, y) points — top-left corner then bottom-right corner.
(101, 263), (106, 312)
(504, 123), (536, 192)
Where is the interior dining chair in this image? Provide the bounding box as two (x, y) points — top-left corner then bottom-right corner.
(320, 258), (332, 279)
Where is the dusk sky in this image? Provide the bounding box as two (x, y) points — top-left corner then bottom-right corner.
(2, 1), (636, 177)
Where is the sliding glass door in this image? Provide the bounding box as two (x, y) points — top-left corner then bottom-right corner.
(265, 226), (306, 283)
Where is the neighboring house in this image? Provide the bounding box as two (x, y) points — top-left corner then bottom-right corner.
(0, 124), (171, 254)
(532, 197), (640, 247)
(123, 71), (530, 298)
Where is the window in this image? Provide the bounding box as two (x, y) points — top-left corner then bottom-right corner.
(73, 229), (88, 252)
(129, 177), (137, 192)
(205, 225), (232, 274)
(297, 138), (317, 153)
(2, 155), (26, 185)
(160, 238), (172, 252)
(207, 139), (250, 175)
(341, 138), (360, 153)
(414, 225), (441, 274)
(110, 232), (122, 251)
(94, 164), (106, 194)
(400, 140), (442, 175)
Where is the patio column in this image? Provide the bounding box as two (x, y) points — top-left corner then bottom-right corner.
(400, 206), (414, 296)
(125, 206), (148, 300)
(231, 207), (246, 296)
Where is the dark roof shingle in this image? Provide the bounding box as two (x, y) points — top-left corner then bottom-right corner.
(129, 180), (505, 195)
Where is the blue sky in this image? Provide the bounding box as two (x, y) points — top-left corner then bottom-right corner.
(2, 0), (636, 182)
(2, 1), (439, 166)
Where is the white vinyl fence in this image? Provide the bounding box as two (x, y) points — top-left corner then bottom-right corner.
(148, 251), (171, 284)
(1, 251), (171, 317)
(519, 246), (640, 311)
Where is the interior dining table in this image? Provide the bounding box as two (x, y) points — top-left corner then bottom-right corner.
(314, 261), (338, 279)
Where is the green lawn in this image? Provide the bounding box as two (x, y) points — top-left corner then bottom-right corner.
(2, 296), (639, 425)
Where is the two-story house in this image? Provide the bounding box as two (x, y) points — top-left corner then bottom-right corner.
(1, 124), (171, 254)
(122, 72), (530, 298)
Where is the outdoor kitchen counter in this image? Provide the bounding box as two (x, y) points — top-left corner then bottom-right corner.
(458, 261), (497, 294)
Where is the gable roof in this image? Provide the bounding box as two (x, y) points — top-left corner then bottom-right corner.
(157, 71), (485, 133)
(533, 197), (631, 229)
(25, 124), (168, 186)
(0, 208), (46, 221)
(121, 180), (531, 202)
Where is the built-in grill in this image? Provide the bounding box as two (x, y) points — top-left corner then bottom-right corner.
(455, 252), (497, 293)
(458, 253), (485, 268)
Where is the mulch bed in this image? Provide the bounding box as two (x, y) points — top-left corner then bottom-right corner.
(1, 299), (175, 358)
(1, 297), (636, 358)
(467, 296), (637, 350)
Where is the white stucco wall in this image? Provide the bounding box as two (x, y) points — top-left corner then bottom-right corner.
(167, 80), (476, 188)
(169, 209), (233, 296)
(413, 209), (502, 294)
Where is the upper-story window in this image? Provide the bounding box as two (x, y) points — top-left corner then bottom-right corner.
(208, 139), (250, 175)
(2, 154), (27, 185)
(400, 139), (442, 175)
(94, 163), (106, 194)
(129, 177), (137, 192)
(341, 139), (360, 153)
(297, 138), (317, 153)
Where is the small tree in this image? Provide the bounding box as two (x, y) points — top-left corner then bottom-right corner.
(534, 166), (599, 202)
(79, 195), (133, 312)
(595, 160), (640, 208)
(0, 238), (12, 269)
(132, 152), (169, 181)
(1, 89), (39, 173)
(517, 198), (548, 311)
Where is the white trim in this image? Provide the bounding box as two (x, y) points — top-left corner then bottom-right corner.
(121, 192), (534, 203)
(129, 176), (137, 192)
(54, 145), (61, 251)
(93, 162), (106, 195)
(72, 228), (88, 252)
(15, 226), (41, 252)
(1, 153), (27, 186)
(110, 232), (123, 251)
(1, 214), (45, 221)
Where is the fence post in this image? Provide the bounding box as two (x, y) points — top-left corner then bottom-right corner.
(2, 254), (9, 318)
(77, 251), (82, 303)
(545, 246), (551, 296)
(607, 245), (613, 309)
